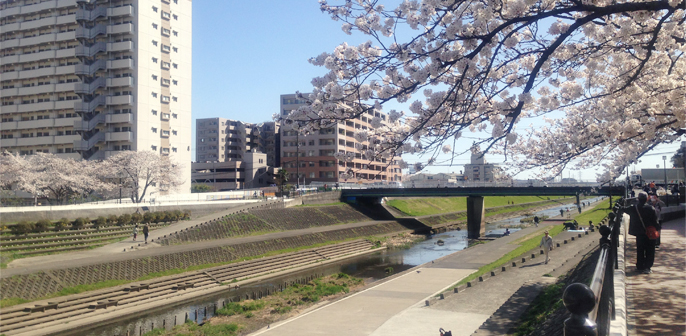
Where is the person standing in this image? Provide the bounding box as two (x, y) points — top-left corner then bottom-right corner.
(534, 215), (540, 227)
(628, 192), (659, 274)
(143, 224), (150, 243)
(539, 231), (554, 264)
(649, 195), (665, 250)
(133, 224), (138, 242)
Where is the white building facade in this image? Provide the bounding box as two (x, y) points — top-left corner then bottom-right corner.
(1, 0), (192, 192)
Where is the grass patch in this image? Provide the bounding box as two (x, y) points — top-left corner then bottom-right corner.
(574, 199), (612, 226)
(513, 283), (565, 336)
(0, 297), (30, 308)
(387, 196), (568, 217)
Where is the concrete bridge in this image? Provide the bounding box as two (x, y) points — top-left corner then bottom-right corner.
(342, 186), (626, 239)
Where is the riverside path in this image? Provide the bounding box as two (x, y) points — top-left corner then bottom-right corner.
(250, 200), (606, 336)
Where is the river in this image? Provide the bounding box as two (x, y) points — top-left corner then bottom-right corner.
(74, 196), (606, 336)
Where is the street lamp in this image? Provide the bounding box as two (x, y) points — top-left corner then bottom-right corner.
(663, 155), (668, 192)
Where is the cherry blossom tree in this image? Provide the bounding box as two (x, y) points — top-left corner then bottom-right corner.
(0, 151), (28, 190)
(286, 0), (685, 182)
(8, 153), (113, 204)
(106, 151), (184, 203)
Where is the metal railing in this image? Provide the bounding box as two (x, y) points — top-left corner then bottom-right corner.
(563, 199), (624, 336)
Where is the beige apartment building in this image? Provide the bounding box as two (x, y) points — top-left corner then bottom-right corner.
(280, 94), (402, 185)
(0, 0), (192, 192)
(191, 151), (272, 191)
(195, 118), (280, 167)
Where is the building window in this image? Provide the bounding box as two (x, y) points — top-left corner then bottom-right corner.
(172, 113), (178, 118)
(173, 14), (178, 20)
(173, 30), (178, 36)
(152, 23), (158, 29)
(172, 147), (177, 152)
(152, 57), (158, 63)
(162, 62), (170, 69)
(172, 47), (178, 53)
(172, 130), (177, 135)
(152, 109), (158, 115)
(162, 44), (171, 52)
(172, 80), (178, 85)
(152, 75), (158, 80)
(151, 145), (157, 151)
(152, 6), (158, 12)
(152, 40), (158, 46)
(152, 127), (157, 133)
(162, 11), (171, 19)
(152, 92), (158, 98)
(161, 95), (170, 102)
(172, 63), (178, 69)
(172, 96), (177, 102)
(162, 78), (170, 86)
(162, 28), (170, 36)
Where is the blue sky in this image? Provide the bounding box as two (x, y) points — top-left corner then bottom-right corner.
(190, 1), (683, 181)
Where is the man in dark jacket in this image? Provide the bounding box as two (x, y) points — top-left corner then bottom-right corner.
(628, 192), (659, 274)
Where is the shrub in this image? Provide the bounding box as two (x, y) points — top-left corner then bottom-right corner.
(131, 213), (142, 224)
(12, 221), (35, 235)
(95, 216), (107, 230)
(34, 219), (51, 233)
(118, 214), (131, 226)
(182, 210), (191, 220)
(73, 217), (88, 230)
(153, 212), (163, 224)
(55, 218), (69, 231)
(107, 215), (118, 226)
(143, 212), (155, 224)
(173, 210), (183, 221)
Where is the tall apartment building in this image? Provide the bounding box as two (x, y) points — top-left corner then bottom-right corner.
(195, 118), (280, 167)
(0, 0), (192, 192)
(280, 94), (402, 185)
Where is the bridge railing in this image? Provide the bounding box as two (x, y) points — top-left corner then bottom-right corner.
(563, 198), (625, 336)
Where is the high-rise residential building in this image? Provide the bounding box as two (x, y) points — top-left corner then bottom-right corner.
(191, 151), (273, 191)
(195, 118), (280, 167)
(279, 93), (402, 185)
(0, 0), (192, 192)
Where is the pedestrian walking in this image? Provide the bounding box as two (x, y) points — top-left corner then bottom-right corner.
(649, 195), (665, 249)
(560, 209), (564, 217)
(628, 192), (659, 274)
(143, 224), (150, 243)
(534, 215), (539, 227)
(133, 224), (138, 242)
(539, 231), (554, 264)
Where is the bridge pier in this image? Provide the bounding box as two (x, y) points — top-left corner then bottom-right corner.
(467, 196), (486, 239)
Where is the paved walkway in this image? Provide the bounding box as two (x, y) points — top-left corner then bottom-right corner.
(250, 201), (604, 336)
(626, 217), (686, 336)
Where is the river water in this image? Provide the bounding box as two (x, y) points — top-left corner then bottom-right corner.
(74, 197), (605, 336)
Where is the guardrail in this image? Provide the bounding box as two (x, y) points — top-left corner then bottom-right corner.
(563, 199), (624, 335)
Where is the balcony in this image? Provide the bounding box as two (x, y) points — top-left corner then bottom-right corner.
(106, 77), (133, 88)
(2, 14), (76, 33)
(108, 5), (133, 17)
(108, 23), (134, 35)
(0, 0), (78, 19)
(107, 41), (133, 53)
(107, 95), (133, 106)
(106, 59), (133, 70)
(106, 131), (133, 142)
(106, 113), (133, 124)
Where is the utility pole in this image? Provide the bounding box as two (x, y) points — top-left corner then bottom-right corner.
(296, 131), (300, 190)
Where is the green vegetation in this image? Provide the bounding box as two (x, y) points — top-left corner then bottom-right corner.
(143, 321), (240, 336)
(0, 297), (30, 308)
(513, 283), (565, 336)
(574, 199), (612, 227)
(191, 184), (213, 193)
(142, 274), (361, 336)
(387, 196), (566, 217)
